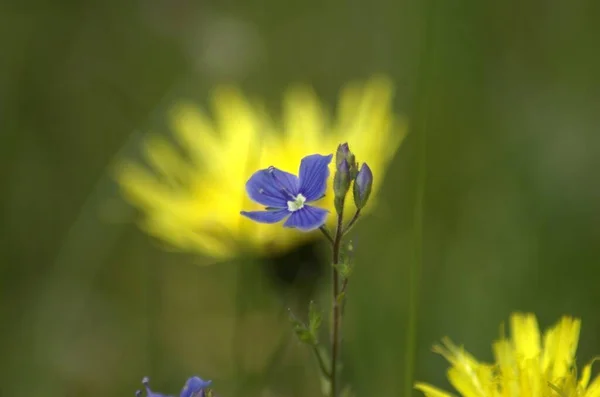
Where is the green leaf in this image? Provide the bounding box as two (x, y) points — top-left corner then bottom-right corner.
(288, 308), (316, 345)
(308, 301), (322, 337)
(335, 260), (353, 279)
(296, 328), (316, 344)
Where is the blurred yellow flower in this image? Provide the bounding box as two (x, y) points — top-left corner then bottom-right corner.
(115, 76), (407, 259)
(415, 313), (600, 397)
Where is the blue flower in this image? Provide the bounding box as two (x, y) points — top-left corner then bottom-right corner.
(241, 154), (333, 231)
(136, 376), (212, 397)
(180, 376), (212, 397)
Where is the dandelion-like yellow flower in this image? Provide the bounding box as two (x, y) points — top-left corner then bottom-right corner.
(115, 76), (407, 259)
(415, 313), (600, 397)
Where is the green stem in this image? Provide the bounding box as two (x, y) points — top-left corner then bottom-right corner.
(312, 345), (332, 379)
(404, 0), (436, 396)
(341, 209), (361, 236)
(330, 204), (345, 397)
(319, 225), (335, 245)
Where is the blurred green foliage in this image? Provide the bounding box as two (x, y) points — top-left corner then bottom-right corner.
(2, 0), (600, 396)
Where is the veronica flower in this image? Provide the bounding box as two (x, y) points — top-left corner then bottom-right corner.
(136, 376), (212, 397)
(240, 153), (332, 231)
(115, 76), (406, 259)
(180, 376), (213, 397)
(415, 313), (600, 397)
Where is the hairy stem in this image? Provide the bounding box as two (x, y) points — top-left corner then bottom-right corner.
(331, 204), (344, 397)
(319, 225), (335, 245)
(341, 209), (361, 236)
(313, 345), (332, 379)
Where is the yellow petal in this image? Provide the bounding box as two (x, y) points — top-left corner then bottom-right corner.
(115, 161), (176, 211)
(283, 85), (327, 152)
(446, 366), (485, 397)
(210, 85), (260, 158)
(579, 357), (600, 390)
(584, 374), (600, 397)
(169, 102), (221, 167)
(335, 75), (395, 156)
(143, 134), (192, 183)
(141, 213), (234, 258)
(333, 76), (406, 213)
(414, 383), (456, 397)
(510, 313), (541, 361)
(542, 316), (581, 380)
(432, 339), (489, 397)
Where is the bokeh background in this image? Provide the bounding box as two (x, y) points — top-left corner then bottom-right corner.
(2, 0), (600, 396)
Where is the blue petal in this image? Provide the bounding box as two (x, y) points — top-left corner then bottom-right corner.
(245, 168), (298, 207)
(180, 376), (212, 397)
(298, 154), (333, 202)
(283, 205), (328, 231)
(241, 209), (290, 224)
(269, 167), (300, 196)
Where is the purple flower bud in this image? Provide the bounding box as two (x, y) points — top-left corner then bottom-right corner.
(135, 376), (212, 397)
(334, 143), (354, 214)
(353, 163), (373, 209)
(336, 143), (351, 168)
(180, 376), (212, 397)
(336, 154), (349, 174)
(336, 142), (357, 177)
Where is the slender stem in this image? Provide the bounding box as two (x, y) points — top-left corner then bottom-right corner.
(341, 209), (361, 236)
(312, 346), (332, 379)
(403, 0), (435, 396)
(330, 204), (344, 397)
(319, 225), (335, 245)
(340, 277), (349, 295)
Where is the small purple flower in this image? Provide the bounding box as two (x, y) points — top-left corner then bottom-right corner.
(241, 154), (333, 231)
(136, 376), (212, 397)
(180, 376), (212, 397)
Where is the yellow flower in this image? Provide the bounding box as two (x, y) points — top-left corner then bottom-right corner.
(115, 76), (407, 259)
(415, 313), (600, 397)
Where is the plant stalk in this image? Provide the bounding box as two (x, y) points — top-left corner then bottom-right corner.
(342, 209), (361, 236)
(330, 203), (344, 397)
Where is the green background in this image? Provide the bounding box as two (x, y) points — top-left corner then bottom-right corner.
(2, 0), (599, 396)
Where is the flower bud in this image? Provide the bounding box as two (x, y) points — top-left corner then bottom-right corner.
(336, 142), (358, 178)
(334, 154), (351, 196)
(136, 376), (213, 397)
(353, 163), (373, 209)
(181, 376), (212, 397)
(334, 143), (355, 214)
(336, 143), (350, 167)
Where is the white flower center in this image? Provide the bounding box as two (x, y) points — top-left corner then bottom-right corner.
(287, 194), (306, 212)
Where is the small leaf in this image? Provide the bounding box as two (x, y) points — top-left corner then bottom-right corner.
(308, 301), (322, 337)
(296, 328), (316, 344)
(336, 291), (346, 305)
(288, 308), (316, 345)
(335, 261), (353, 279)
